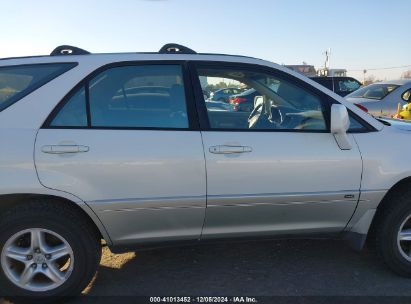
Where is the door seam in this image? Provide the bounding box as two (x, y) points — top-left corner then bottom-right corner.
(199, 131), (208, 240)
(342, 134), (364, 232)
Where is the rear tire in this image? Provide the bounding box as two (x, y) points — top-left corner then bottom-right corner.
(376, 190), (411, 277)
(0, 199), (101, 299)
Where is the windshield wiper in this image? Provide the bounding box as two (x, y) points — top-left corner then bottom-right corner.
(375, 118), (391, 126)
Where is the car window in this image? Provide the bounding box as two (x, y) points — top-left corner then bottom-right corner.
(348, 83), (399, 100)
(88, 65), (189, 128)
(197, 66), (327, 131)
(50, 86), (87, 127)
(0, 63), (76, 112)
(348, 114), (367, 132)
(337, 79), (361, 94)
(402, 89), (411, 102)
(49, 65), (189, 129)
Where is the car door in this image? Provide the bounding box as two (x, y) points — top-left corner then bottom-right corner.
(35, 62), (206, 246)
(191, 62), (363, 239)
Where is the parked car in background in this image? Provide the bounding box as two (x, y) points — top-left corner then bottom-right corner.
(346, 80), (411, 117)
(210, 87), (243, 102)
(202, 89), (210, 100)
(228, 88), (260, 111)
(378, 117), (411, 130)
(3, 43), (411, 299)
(311, 76), (362, 97)
(395, 90), (411, 119)
(205, 100), (233, 111)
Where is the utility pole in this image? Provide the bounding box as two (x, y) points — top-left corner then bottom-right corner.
(322, 48), (331, 76)
(324, 48), (331, 69)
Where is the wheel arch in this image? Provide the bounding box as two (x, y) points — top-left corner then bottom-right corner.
(367, 176), (411, 244)
(0, 193), (112, 245)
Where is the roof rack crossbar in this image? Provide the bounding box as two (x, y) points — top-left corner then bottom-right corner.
(159, 43), (196, 54)
(50, 45), (90, 56)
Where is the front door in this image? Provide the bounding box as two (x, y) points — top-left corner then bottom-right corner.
(192, 63), (363, 239)
(35, 63), (206, 245)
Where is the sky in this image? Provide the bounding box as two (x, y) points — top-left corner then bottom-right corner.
(1, 0), (410, 80)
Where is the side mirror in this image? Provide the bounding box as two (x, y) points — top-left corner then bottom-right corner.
(330, 104), (352, 150)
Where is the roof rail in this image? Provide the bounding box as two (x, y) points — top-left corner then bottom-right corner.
(50, 45), (90, 56)
(159, 43), (196, 54)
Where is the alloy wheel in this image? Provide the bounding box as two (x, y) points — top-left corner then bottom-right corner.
(398, 215), (411, 262)
(1, 228), (74, 292)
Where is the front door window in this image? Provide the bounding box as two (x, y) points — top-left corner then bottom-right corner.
(197, 66), (327, 131)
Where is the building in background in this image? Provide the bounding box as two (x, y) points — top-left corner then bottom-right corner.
(284, 65), (348, 78)
(284, 65), (317, 77)
(317, 68), (347, 77)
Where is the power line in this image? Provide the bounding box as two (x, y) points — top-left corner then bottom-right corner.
(347, 64), (411, 72)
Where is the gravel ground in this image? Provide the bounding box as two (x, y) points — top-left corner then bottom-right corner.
(2, 239), (411, 303)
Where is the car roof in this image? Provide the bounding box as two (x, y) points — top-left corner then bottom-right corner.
(0, 52), (260, 62)
(374, 79), (411, 86)
(0, 44), (264, 66)
(0, 52), (268, 68)
(311, 76), (359, 81)
(236, 88), (257, 95)
(0, 44), (384, 131)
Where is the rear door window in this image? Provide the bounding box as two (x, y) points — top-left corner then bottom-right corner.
(0, 63), (76, 111)
(50, 86), (87, 127)
(48, 64), (190, 129)
(89, 65), (189, 128)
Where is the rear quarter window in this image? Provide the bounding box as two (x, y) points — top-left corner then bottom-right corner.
(0, 63), (77, 112)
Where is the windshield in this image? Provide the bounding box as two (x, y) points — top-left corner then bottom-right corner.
(347, 83), (399, 100)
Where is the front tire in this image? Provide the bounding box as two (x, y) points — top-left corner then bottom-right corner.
(376, 190), (411, 277)
(0, 200), (101, 299)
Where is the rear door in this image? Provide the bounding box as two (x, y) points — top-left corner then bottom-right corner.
(35, 62), (206, 246)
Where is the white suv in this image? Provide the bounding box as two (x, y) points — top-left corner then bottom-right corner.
(1, 44), (411, 299)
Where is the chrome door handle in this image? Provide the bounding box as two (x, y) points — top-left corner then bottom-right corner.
(209, 145), (253, 154)
(41, 145), (89, 154)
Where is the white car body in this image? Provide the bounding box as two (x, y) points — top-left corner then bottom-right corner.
(2, 46), (411, 297)
(0, 51), (407, 247)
